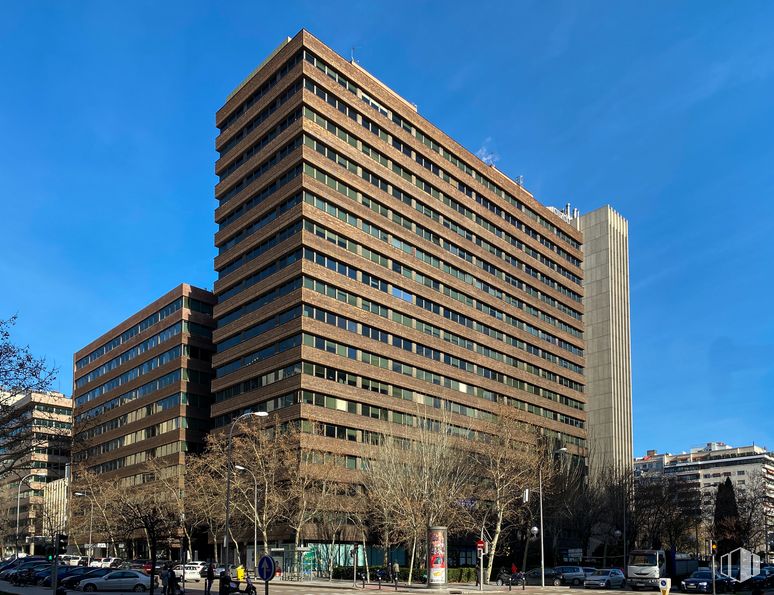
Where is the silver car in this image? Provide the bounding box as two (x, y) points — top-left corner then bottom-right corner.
(79, 569), (152, 592)
(584, 568), (626, 589)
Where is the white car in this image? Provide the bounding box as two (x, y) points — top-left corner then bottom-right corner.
(172, 564), (201, 582)
(99, 558), (123, 569)
(89, 558), (106, 568)
(79, 569), (151, 592)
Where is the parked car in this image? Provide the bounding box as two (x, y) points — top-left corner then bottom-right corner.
(89, 558), (106, 568)
(40, 565), (83, 587)
(556, 565), (587, 586)
(142, 559), (171, 574)
(680, 569), (735, 593)
(584, 568), (626, 589)
(61, 568), (113, 589)
(98, 557), (124, 569)
(67, 556), (88, 567)
(524, 567), (562, 586)
(583, 567), (598, 577)
(738, 566), (774, 590)
(78, 569), (152, 592)
(130, 560), (150, 570)
(172, 564), (202, 582)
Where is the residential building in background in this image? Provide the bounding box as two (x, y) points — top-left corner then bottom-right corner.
(566, 204), (633, 479)
(0, 390), (72, 556)
(42, 475), (69, 537)
(635, 442), (774, 558)
(71, 284), (215, 492)
(212, 28), (587, 493)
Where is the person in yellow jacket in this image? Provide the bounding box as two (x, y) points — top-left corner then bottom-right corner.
(236, 564), (246, 582)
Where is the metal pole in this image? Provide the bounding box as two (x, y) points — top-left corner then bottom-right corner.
(538, 469), (546, 587)
(480, 528), (484, 592)
(15, 473), (34, 555)
(539, 468), (545, 588)
(224, 412), (266, 575)
(88, 502), (93, 562)
(253, 474), (257, 575)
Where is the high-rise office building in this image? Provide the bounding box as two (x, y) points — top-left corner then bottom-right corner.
(568, 205), (633, 478)
(212, 30), (587, 471)
(71, 284), (215, 488)
(0, 390), (71, 556)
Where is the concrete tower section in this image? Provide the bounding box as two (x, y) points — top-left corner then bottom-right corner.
(574, 205), (633, 478)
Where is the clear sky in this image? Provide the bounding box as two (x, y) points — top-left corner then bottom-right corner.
(2, 1), (773, 456)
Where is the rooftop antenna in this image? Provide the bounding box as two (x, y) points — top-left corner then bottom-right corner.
(350, 46), (360, 64)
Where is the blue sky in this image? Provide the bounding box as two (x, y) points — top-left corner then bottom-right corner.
(2, 1), (773, 456)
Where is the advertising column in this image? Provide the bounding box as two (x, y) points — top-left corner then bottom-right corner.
(427, 526), (447, 589)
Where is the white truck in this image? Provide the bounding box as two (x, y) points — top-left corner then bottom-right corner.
(628, 550), (699, 590)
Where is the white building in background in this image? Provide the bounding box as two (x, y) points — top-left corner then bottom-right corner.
(635, 442), (774, 559)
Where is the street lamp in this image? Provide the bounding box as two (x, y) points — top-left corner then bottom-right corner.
(15, 473), (35, 554)
(74, 492), (94, 562)
(224, 411), (268, 573)
(234, 465), (258, 574)
(539, 447), (567, 588)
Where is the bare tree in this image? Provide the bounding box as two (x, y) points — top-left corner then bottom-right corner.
(473, 412), (541, 582)
(363, 408), (475, 584)
(0, 316), (58, 476)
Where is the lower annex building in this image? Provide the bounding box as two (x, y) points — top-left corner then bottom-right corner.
(70, 284), (215, 556)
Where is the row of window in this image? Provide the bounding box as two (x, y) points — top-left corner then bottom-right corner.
(218, 277), (302, 328)
(218, 106), (302, 183)
(76, 417), (184, 460)
(216, 333), (302, 378)
(302, 186), (582, 335)
(75, 370), (182, 422)
(218, 220), (302, 279)
(219, 50), (303, 133)
(218, 132), (303, 205)
(75, 345), (183, 407)
(303, 275), (582, 373)
(84, 440), (185, 475)
(302, 303), (583, 394)
(214, 361), (302, 403)
(217, 305), (301, 353)
(219, 191), (302, 255)
(303, 331), (583, 415)
(77, 392), (186, 441)
(305, 215), (580, 349)
(304, 135), (582, 304)
(302, 51), (581, 252)
(219, 248), (303, 302)
(75, 322), (182, 389)
(75, 298), (182, 370)
(218, 163), (302, 229)
(33, 404), (72, 416)
(302, 103), (582, 286)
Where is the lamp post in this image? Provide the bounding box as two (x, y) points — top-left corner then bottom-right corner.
(235, 465), (258, 574)
(74, 492), (94, 562)
(15, 473), (35, 555)
(223, 411), (267, 573)
(539, 447), (567, 588)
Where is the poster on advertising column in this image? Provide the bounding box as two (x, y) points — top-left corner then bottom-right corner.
(427, 526), (447, 588)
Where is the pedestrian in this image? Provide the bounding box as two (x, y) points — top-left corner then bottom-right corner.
(511, 562), (517, 574)
(218, 571), (230, 595)
(169, 569), (180, 595)
(475, 564), (481, 587)
(236, 564), (245, 583)
(161, 566), (169, 595)
(392, 561), (399, 583)
(205, 563), (215, 595)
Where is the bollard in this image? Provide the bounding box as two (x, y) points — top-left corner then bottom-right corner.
(394, 576), (398, 591)
(378, 576), (382, 590)
(509, 576), (512, 591)
(362, 574), (366, 589)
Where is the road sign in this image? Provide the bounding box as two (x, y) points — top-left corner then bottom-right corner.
(659, 577), (671, 595)
(257, 555), (275, 582)
(476, 538), (484, 549)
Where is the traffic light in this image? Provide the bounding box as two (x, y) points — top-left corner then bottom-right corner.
(710, 540), (717, 555)
(55, 533), (69, 555)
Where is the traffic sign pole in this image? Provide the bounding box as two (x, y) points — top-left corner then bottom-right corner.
(257, 555), (275, 595)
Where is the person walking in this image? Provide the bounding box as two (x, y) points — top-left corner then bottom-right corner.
(391, 561), (399, 584)
(205, 563), (215, 595)
(161, 566), (170, 595)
